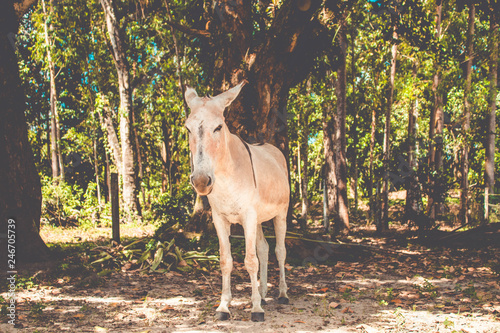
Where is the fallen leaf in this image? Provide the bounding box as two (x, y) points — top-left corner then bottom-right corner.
(73, 313), (85, 319)
(94, 326), (108, 332)
(329, 302), (340, 309)
(338, 286), (353, 293)
(341, 307), (354, 313)
(390, 299), (402, 305)
(294, 320), (306, 324)
(319, 287), (328, 293)
(160, 305), (174, 312)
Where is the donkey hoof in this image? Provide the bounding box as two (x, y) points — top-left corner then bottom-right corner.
(261, 299), (267, 305)
(251, 312), (265, 322)
(278, 297), (289, 304)
(215, 312), (230, 321)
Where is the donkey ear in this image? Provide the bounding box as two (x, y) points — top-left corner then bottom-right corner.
(214, 80), (246, 108)
(185, 86), (199, 109)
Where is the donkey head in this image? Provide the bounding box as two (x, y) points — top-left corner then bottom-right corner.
(185, 81), (245, 195)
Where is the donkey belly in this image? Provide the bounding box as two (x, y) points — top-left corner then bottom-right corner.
(252, 145), (290, 222)
(208, 185), (284, 224)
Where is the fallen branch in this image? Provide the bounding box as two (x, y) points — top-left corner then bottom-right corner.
(229, 234), (416, 257)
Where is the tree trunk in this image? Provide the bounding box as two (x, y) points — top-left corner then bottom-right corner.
(164, 0), (188, 115)
(323, 102), (337, 233)
(428, 0), (444, 220)
(42, 0), (62, 180)
(369, 106), (377, 224)
(100, 0), (141, 217)
(161, 119), (172, 194)
(335, 18), (349, 233)
(485, 8), (498, 222)
(460, 3), (474, 225)
(131, 104), (143, 202)
(0, 0), (51, 264)
(105, 149), (111, 203)
(99, 104), (122, 173)
(405, 62), (422, 224)
(93, 136), (102, 207)
(299, 85), (310, 221)
(351, 31), (359, 212)
(380, 27), (398, 232)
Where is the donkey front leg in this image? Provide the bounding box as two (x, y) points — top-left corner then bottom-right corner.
(243, 210), (265, 321)
(214, 216), (233, 320)
(274, 212), (289, 304)
(256, 224), (269, 304)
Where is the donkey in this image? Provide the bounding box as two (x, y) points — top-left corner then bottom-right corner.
(184, 81), (290, 322)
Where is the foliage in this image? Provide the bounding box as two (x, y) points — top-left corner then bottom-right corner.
(41, 176), (111, 228)
(150, 183), (194, 229)
(41, 176), (84, 226)
(89, 233), (218, 274)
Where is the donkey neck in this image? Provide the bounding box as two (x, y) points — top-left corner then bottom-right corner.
(215, 129), (255, 186)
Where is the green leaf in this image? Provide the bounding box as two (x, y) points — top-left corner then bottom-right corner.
(150, 247), (164, 272)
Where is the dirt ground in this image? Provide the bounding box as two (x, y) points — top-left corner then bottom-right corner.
(1, 222), (500, 333)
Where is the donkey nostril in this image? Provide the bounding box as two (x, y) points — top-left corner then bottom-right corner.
(206, 176), (212, 187)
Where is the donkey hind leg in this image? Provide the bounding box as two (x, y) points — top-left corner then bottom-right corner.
(214, 219), (232, 320)
(274, 212), (289, 304)
(256, 224), (269, 304)
(243, 210), (265, 321)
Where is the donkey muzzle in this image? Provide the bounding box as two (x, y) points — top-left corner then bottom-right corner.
(190, 173), (214, 195)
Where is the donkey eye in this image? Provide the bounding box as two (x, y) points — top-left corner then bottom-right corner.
(214, 124), (223, 133)
(185, 126), (191, 134)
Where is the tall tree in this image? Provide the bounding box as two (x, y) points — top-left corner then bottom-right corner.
(298, 102), (310, 222)
(460, 3), (475, 224)
(380, 25), (398, 232)
(485, 2), (498, 222)
(428, 0), (445, 219)
(0, 0), (51, 263)
(41, 0), (63, 180)
(369, 101), (377, 224)
(405, 60), (422, 224)
(99, 0), (141, 216)
(335, 16), (350, 232)
(350, 29), (359, 212)
(323, 101), (337, 233)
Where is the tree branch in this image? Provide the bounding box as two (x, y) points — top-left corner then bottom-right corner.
(165, 20), (210, 38)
